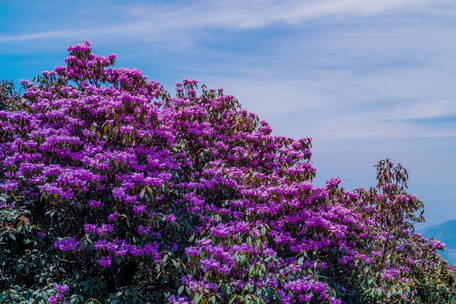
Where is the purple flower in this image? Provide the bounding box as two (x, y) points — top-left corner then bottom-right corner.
(54, 237), (78, 251)
(338, 255), (353, 265)
(96, 224), (114, 235)
(185, 246), (200, 257)
(132, 204), (146, 213)
(137, 225), (151, 235)
(93, 240), (107, 250)
(37, 231), (47, 239)
(83, 224), (97, 233)
(98, 256), (112, 267)
(88, 199), (102, 208)
(53, 284), (68, 293)
(0, 180), (18, 191)
(130, 247), (144, 256)
(164, 214), (176, 223)
(48, 295), (60, 304)
(429, 239), (445, 250)
(382, 268), (400, 279)
(326, 177), (341, 188)
(107, 211), (119, 222)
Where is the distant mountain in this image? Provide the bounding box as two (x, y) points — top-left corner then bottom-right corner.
(420, 219), (456, 265)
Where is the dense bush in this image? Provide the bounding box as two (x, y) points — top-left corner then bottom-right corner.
(0, 41), (455, 303)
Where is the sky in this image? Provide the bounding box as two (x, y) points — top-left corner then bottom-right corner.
(1, 0), (455, 228)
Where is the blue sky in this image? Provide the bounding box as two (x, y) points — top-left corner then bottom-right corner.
(1, 0), (455, 227)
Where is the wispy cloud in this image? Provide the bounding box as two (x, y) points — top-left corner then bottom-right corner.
(0, 30), (91, 42)
(0, 0), (448, 42)
(391, 100), (456, 120)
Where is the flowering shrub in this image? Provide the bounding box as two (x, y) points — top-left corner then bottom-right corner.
(0, 41), (455, 303)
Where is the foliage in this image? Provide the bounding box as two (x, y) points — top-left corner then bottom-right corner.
(0, 41), (455, 303)
(0, 80), (19, 111)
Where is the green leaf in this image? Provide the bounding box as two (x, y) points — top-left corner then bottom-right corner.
(193, 294), (202, 304)
(178, 285), (184, 295)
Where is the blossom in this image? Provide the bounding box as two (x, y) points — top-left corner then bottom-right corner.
(96, 224), (114, 235)
(326, 177), (342, 188)
(88, 199), (102, 208)
(54, 238), (78, 251)
(0, 179), (18, 191)
(53, 284), (68, 293)
(48, 295), (61, 304)
(185, 246), (200, 257)
(382, 268), (401, 279)
(37, 231), (47, 238)
(329, 298), (342, 304)
(164, 214), (176, 223)
(98, 256), (112, 267)
(83, 224), (97, 233)
(132, 204), (146, 213)
(429, 239), (445, 250)
(107, 211), (119, 222)
(93, 240), (107, 250)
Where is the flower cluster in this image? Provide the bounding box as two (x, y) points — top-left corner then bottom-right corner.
(48, 284), (68, 304)
(0, 41), (454, 303)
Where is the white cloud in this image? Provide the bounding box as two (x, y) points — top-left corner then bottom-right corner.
(201, 69), (456, 140)
(391, 100), (456, 120)
(0, 0), (448, 42)
(0, 30), (94, 42)
(126, 0), (445, 30)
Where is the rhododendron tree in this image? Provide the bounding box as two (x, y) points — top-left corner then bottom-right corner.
(0, 41), (455, 304)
